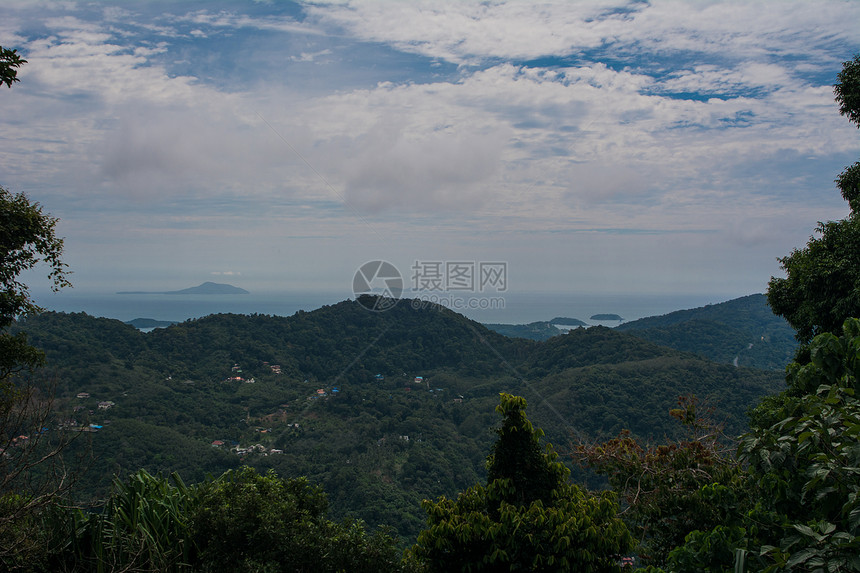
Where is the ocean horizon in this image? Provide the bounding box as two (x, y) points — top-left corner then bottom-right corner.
(30, 289), (756, 327)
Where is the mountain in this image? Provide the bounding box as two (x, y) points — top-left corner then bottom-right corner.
(483, 317), (588, 342)
(117, 282), (249, 295)
(483, 320), (566, 341)
(15, 297), (785, 541)
(616, 293), (797, 370)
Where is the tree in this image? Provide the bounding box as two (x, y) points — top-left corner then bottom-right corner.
(188, 466), (403, 573)
(0, 52), (77, 569)
(0, 188), (78, 570)
(654, 320), (860, 572)
(0, 47), (27, 89)
(768, 54), (860, 344)
(767, 217), (860, 345)
(575, 396), (744, 568)
(1, 186), (71, 377)
(835, 54), (860, 129)
(48, 466), (405, 572)
(407, 393), (632, 572)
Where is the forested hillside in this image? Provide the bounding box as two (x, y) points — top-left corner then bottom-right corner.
(484, 294), (797, 371)
(15, 297), (784, 542)
(616, 294), (797, 370)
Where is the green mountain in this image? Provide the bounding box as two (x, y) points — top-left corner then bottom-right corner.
(16, 297), (784, 542)
(483, 317), (588, 342)
(616, 293), (797, 370)
(482, 320), (566, 341)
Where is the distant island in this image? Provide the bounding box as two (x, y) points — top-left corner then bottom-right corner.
(549, 317), (587, 326)
(117, 282), (250, 295)
(124, 318), (178, 329)
(590, 313), (623, 321)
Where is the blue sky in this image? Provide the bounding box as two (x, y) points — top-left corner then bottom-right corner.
(2, 0), (859, 301)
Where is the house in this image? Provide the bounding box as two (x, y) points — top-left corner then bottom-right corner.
(211, 440), (225, 447)
(375, 374), (384, 381)
(76, 392), (90, 399)
(97, 401), (115, 410)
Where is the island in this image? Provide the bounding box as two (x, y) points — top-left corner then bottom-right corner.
(117, 282), (249, 295)
(124, 318), (178, 329)
(590, 313), (623, 321)
(549, 317), (587, 327)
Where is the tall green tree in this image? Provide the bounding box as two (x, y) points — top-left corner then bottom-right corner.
(1, 186), (71, 378)
(0, 53), (76, 570)
(407, 393), (632, 572)
(643, 55), (860, 572)
(768, 54), (860, 344)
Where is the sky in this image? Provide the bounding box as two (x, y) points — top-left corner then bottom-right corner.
(2, 0), (859, 302)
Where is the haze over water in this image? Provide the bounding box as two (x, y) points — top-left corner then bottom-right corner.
(33, 290), (741, 326)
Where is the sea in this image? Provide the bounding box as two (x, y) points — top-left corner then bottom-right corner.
(30, 289), (750, 328)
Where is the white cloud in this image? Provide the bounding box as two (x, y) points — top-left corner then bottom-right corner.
(307, 0), (859, 65)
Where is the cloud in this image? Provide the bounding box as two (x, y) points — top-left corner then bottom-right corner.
(179, 9), (324, 36)
(307, 0), (859, 65)
(290, 49), (332, 63)
(2, 0), (858, 296)
(342, 126), (505, 213)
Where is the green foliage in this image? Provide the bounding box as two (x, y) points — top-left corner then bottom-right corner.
(44, 466), (405, 572)
(484, 320), (565, 341)
(834, 54), (860, 132)
(739, 320), (860, 570)
(61, 469), (197, 572)
(0, 186), (70, 324)
(653, 320), (860, 572)
(837, 161), (860, 214)
(408, 394), (632, 572)
(577, 396), (744, 567)
(767, 217), (860, 344)
(0, 46), (26, 89)
(835, 55), (860, 213)
(188, 466), (403, 573)
(486, 394), (567, 509)
(11, 304), (783, 542)
(1, 186), (71, 378)
(768, 54), (860, 345)
(617, 294), (797, 371)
